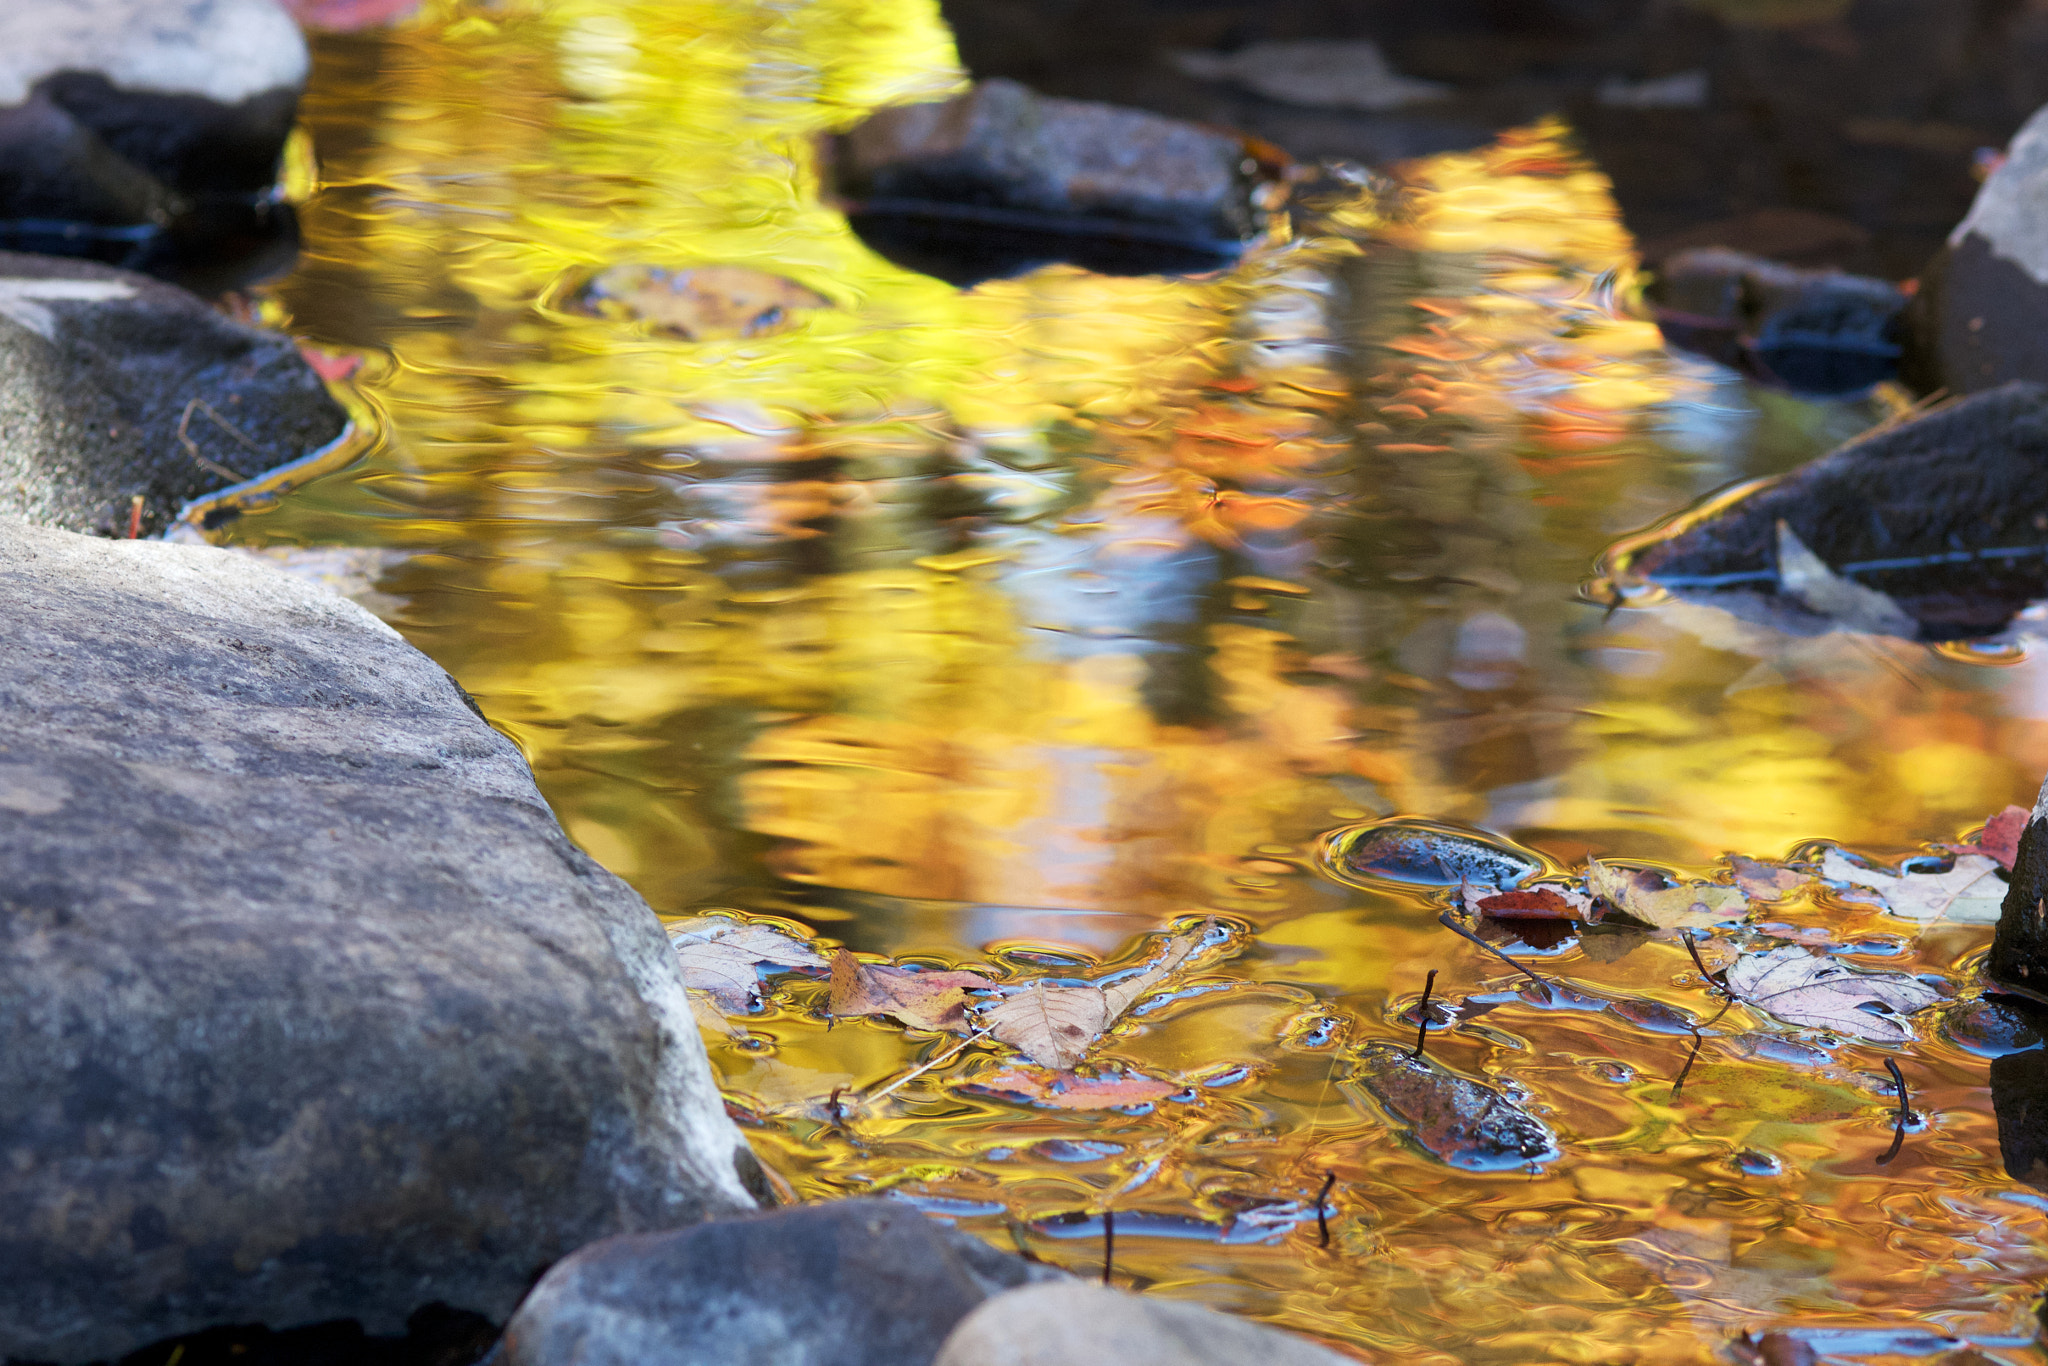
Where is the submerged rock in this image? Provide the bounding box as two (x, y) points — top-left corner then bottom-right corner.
(933, 1282), (1356, 1366)
(1902, 103), (2048, 398)
(0, 521), (759, 1362)
(1348, 1045), (1559, 1171)
(498, 1200), (1067, 1366)
(1319, 816), (1544, 890)
(0, 250), (347, 538)
(1992, 777), (2048, 1005)
(0, 0), (309, 290)
(1598, 382), (2048, 642)
(830, 78), (1265, 285)
(1650, 247), (1905, 396)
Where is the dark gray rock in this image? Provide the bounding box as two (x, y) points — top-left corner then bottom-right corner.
(0, 521), (761, 1363)
(1321, 816), (1543, 889)
(0, 250), (347, 539)
(0, 0), (308, 290)
(1603, 382), (2048, 643)
(497, 1199), (1068, 1366)
(830, 79), (1262, 285)
(1992, 777), (2048, 1006)
(1650, 247), (1905, 396)
(1902, 103), (2048, 398)
(932, 1283), (1357, 1366)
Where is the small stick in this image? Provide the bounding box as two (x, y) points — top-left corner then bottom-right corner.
(1411, 969), (1438, 1059)
(1669, 998), (1733, 1100)
(177, 398), (256, 483)
(825, 1087), (846, 1127)
(126, 494), (144, 539)
(1437, 909), (1553, 1002)
(1683, 929), (1735, 998)
(1876, 1057), (1912, 1166)
(863, 1026), (990, 1105)
(1314, 1170), (1335, 1249)
(1101, 1207), (1115, 1287)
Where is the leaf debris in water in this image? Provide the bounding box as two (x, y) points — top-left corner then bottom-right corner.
(828, 948), (993, 1032)
(976, 920), (1215, 1069)
(1587, 857), (1750, 929)
(669, 916), (827, 1012)
(1724, 944), (1944, 1043)
(1819, 848), (2007, 924)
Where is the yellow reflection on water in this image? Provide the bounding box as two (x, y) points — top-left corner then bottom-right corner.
(240, 1), (2048, 1360)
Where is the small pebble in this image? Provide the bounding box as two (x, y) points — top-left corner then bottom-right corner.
(1944, 996), (2048, 1057)
(1735, 1149), (1784, 1177)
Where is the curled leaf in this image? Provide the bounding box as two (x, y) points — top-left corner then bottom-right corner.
(977, 920), (1215, 1069)
(1724, 945), (1943, 1043)
(1586, 858), (1749, 929)
(1728, 855), (1807, 901)
(828, 948), (993, 1033)
(1462, 883), (1596, 921)
(1350, 1046), (1559, 1171)
(669, 916), (827, 1012)
(1819, 848), (2006, 925)
(1965, 805), (2030, 871)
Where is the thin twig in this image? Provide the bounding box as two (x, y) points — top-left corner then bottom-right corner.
(1437, 909), (1553, 1002)
(863, 1026), (990, 1105)
(1683, 929), (1735, 998)
(1101, 1207), (1115, 1287)
(1315, 1170), (1336, 1249)
(1876, 1056), (1912, 1166)
(1412, 968), (1438, 1060)
(1669, 999), (1733, 1100)
(125, 494), (143, 539)
(177, 397), (257, 483)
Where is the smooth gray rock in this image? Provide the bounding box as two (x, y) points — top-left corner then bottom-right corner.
(498, 1199), (1068, 1366)
(0, 0), (308, 288)
(0, 521), (760, 1363)
(0, 250), (346, 538)
(932, 1283), (1358, 1366)
(1903, 103), (2048, 397)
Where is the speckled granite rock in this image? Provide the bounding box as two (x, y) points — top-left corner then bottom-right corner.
(0, 250), (346, 538)
(933, 1282), (1358, 1366)
(0, 520), (761, 1363)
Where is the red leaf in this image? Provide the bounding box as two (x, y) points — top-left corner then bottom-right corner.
(1967, 805), (2030, 871)
(963, 1067), (1178, 1110)
(1477, 888), (1588, 921)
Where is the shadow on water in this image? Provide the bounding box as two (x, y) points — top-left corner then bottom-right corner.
(218, 1), (2048, 1360)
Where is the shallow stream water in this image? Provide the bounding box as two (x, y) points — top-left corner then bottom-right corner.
(224, 3), (2048, 1360)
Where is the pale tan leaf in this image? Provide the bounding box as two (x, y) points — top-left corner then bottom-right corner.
(978, 920), (1216, 1069)
(1586, 858), (1749, 929)
(668, 917), (827, 1012)
(1820, 849), (2006, 925)
(1728, 855), (1807, 901)
(1724, 945), (1943, 1043)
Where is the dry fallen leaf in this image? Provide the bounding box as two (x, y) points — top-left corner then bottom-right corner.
(1819, 848), (2006, 925)
(1461, 883), (1596, 921)
(1728, 855), (1807, 901)
(828, 949), (994, 1033)
(573, 264), (830, 340)
(977, 920), (1215, 1069)
(1587, 858), (1750, 929)
(669, 916), (828, 1012)
(1724, 944), (1943, 1043)
(966, 1067), (1180, 1110)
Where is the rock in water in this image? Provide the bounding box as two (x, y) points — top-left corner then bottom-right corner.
(1318, 816), (1544, 889)
(0, 0), (309, 290)
(0, 250), (347, 538)
(1348, 1045), (1559, 1171)
(1903, 103), (2048, 397)
(1597, 382), (2048, 642)
(830, 79), (1263, 285)
(498, 1200), (1068, 1366)
(0, 521), (759, 1362)
(1651, 247), (1905, 396)
(932, 1282), (1357, 1366)
(1992, 775), (2048, 1006)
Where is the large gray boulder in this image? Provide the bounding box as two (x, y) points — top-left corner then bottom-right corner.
(0, 521), (761, 1363)
(0, 0), (309, 288)
(1902, 103), (2048, 396)
(498, 1200), (1068, 1366)
(0, 250), (347, 539)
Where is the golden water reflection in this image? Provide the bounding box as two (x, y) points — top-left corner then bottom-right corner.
(240, 2), (2048, 1360)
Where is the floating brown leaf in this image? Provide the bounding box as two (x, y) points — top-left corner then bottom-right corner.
(1723, 945), (1943, 1043)
(572, 263), (830, 340)
(977, 920), (1214, 1069)
(669, 916), (828, 1012)
(828, 948), (994, 1032)
(1586, 858), (1749, 929)
(967, 1067), (1179, 1110)
(1819, 848), (2005, 925)
(1462, 883), (1596, 921)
